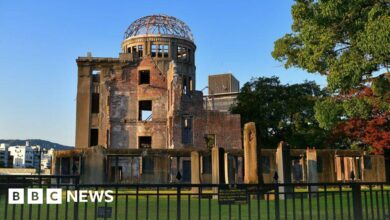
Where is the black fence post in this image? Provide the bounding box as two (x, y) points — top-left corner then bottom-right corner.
(274, 184), (280, 220)
(73, 176), (80, 220)
(351, 183), (363, 220)
(177, 185), (181, 220)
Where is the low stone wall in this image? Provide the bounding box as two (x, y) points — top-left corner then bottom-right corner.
(0, 168), (51, 175)
(52, 146), (387, 184)
(0, 168), (36, 175)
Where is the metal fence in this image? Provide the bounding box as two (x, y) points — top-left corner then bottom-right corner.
(0, 175), (389, 220)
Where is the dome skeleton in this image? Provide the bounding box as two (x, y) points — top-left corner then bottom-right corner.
(124, 14), (194, 42)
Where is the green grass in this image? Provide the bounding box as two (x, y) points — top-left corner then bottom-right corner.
(1, 188), (389, 220)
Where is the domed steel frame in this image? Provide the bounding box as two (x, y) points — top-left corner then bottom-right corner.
(124, 14), (194, 42)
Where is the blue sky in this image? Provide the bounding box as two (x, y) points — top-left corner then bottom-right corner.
(0, 0), (326, 146)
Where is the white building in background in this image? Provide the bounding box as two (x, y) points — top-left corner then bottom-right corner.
(4, 141), (54, 170)
(8, 144), (35, 168)
(0, 143), (9, 167)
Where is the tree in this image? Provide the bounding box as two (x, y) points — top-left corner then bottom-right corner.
(272, 0), (390, 152)
(231, 76), (328, 148)
(314, 84), (390, 152)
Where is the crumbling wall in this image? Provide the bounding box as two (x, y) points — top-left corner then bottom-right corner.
(317, 150), (336, 182)
(196, 111), (242, 149)
(108, 58), (168, 149)
(81, 147), (105, 184)
(168, 66), (242, 150)
(363, 155), (386, 182)
(110, 93), (129, 148)
(140, 156), (170, 183)
(261, 149), (277, 183)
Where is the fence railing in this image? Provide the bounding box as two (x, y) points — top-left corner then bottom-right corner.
(0, 175), (389, 220)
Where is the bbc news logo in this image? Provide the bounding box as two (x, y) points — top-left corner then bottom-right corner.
(9, 188), (114, 204)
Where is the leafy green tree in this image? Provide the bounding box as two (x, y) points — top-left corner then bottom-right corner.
(231, 76), (328, 148)
(272, 0), (390, 152)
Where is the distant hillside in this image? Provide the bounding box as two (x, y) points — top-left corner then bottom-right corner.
(0, 139), (74, 150)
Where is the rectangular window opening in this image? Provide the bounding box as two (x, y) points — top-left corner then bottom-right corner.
(139, 136), (152, 149)
(205, 134), (216, 149)
(138, 45), (143, 57)
(202, 155), (212, 174)
(183, 76), (188, 95)
(364, 156), (372, 170)
(261, 156), (271, 174)
(142, 157), (154, 174)
(139, 70), (150, 85)
(182, 117), (193, 144)
(317, 156), (323, 172)
(163, 44), (169, 58)
(177, 46), (188, 61)
(90, 129), (98, 147)
(92, 71), (100, 82)
(91, 93), (100, 113)
(292, 158), (303, 181)
(151, 44), (157, 57)
(110, 166), (123, 182)
(139, 100), (152, 121)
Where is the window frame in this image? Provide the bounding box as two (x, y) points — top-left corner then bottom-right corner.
(151, 44), (157, 57)
(139, 70), (150, 85)
(138, 100), (152, 121)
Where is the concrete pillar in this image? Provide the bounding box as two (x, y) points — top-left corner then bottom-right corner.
(244, 122), (258, 184)
(51, 155), (56, 175)
(223, 153), (233, 184)
(306, 148), (318, 193)
(276, 141), (292, 199)
(191, 151), (201, 193)
(224, 153), (229, 184)
(301, 157), (307, 182)
(335, 156), (342, 181)
(75, 66), (92, 148)
(212, 147), (225, 197)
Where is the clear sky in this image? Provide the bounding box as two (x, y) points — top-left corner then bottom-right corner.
(0, 0), (326, 146)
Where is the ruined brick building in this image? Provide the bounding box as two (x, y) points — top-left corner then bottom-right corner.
(53, 15), (387, 184)
(73, 14), (242, 183)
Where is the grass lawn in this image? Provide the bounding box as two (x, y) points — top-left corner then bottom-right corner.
(1, 188), (389, 220)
